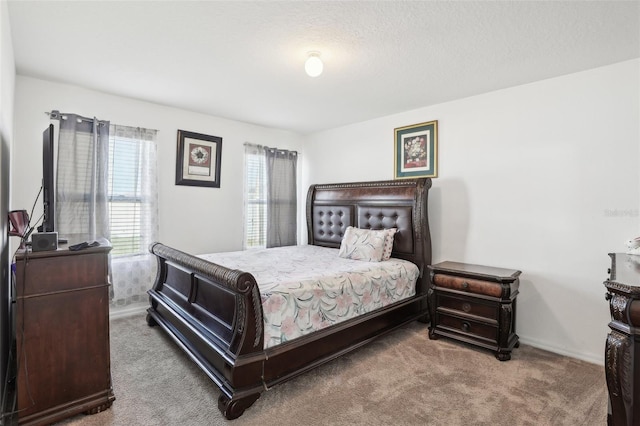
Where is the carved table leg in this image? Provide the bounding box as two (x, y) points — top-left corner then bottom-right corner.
(495, 352), (512, 362)
(498, 304), (513, 348)
(218, 393), (261, 420)
(605, 330), (631, 426)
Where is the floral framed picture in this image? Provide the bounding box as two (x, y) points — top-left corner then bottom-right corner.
(394, 120), (438, 179)
(175, 130), (222, 188)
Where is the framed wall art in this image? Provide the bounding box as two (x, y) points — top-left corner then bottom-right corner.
(394, 120), (438, 179)
(175, 130), (222, 188)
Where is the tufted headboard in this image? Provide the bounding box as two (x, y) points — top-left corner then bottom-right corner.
(306, 178), (432, 292)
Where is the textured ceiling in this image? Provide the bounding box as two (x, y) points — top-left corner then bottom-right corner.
(7, 1), (640, 134)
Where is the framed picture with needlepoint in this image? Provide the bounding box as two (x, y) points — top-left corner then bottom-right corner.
(176, 130), (222, 188)
(394, 120), (438, 179)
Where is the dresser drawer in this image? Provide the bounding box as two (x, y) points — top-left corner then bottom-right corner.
(437, 294), (498, 321)
(433, 274), (504, 297)
(437, 313), (498, 343)
(16, 252), (108, 297)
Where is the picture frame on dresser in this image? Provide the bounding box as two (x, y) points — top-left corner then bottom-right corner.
(394, 120), (438, 179)
(175, 130), (222, 188)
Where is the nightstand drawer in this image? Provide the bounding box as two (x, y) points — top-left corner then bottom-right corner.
(437, 313), (498, 342)
(433, 274), (504, 297)
(437, 294), (498, 320)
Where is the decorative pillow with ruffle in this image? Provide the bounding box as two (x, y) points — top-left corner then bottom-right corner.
(338, 226), (387, 261)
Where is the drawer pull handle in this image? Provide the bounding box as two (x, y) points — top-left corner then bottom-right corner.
(462, 281), (469, 289)
(462, 322), (470, 332)
(462, 303), (471, 312)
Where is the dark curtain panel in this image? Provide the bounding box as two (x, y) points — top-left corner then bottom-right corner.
(265, 147), (297, 248)
(54, 111), (110, 244)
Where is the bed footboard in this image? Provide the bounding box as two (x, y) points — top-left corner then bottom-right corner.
(146, 242), (266, 419)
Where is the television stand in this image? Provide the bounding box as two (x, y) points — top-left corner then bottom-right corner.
(14, 242), (115, 424)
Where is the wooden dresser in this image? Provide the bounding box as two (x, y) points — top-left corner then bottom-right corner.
(604, 253), (640, 426)
(14, 243), (114, 425)
(428, 261), (521, 361)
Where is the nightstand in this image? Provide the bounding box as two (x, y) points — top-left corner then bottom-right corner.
(428, 261), (522, 361)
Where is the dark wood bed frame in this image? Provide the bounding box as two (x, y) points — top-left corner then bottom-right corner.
(146, 178), (432, 419)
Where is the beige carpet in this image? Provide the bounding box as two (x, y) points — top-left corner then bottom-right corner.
(58, 314), (607, 426)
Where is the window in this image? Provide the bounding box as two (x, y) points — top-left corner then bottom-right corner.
(244, 144), (267, 249)
(108, 125), (158, 308)
(107, 126), (158, 257)
(243, 143), (298, 249)
(53, 113), (158, 308)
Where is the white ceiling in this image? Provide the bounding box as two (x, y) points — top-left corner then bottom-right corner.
(7, 1), (640, 135)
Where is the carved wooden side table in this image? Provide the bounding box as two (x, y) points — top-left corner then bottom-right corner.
(428, 261), (521, 361)
(604, 253), (640, 426)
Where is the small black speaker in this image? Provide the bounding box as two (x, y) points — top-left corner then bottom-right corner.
(32, 232), (58, 252)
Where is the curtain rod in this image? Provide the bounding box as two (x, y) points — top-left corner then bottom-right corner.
(244, 142), (298, 155)
(45, 111), (108, 126)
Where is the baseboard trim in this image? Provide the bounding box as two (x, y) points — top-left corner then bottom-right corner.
(519, 336), (603, 365)
(109, 303), (148, 320)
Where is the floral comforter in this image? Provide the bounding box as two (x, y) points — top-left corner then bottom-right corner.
(198, 245), (420, 349)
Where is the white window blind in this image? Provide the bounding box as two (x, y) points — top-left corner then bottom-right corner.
(107, 126), (157, 257)
(244, 144), (267, 249)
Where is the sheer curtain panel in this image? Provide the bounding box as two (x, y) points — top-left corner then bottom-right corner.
(108, 125), (159, 308)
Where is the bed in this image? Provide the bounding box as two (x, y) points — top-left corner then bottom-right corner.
(146, 178), (432, 419)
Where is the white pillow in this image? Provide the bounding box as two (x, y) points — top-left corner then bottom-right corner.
(338, 226), (387, 262)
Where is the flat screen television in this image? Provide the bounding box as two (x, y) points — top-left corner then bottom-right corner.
(37, 124), (55, 233)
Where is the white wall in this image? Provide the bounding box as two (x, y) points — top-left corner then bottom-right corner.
(303, 59), (640, 364)
(12, 76), (305, 255)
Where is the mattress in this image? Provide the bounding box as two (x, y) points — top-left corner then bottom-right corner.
(198, 244), (420, 349)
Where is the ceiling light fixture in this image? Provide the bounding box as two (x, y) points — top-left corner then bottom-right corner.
(304, 52), (323, 77)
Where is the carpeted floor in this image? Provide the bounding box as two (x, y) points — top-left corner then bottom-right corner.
(58, 313), (607, 425)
